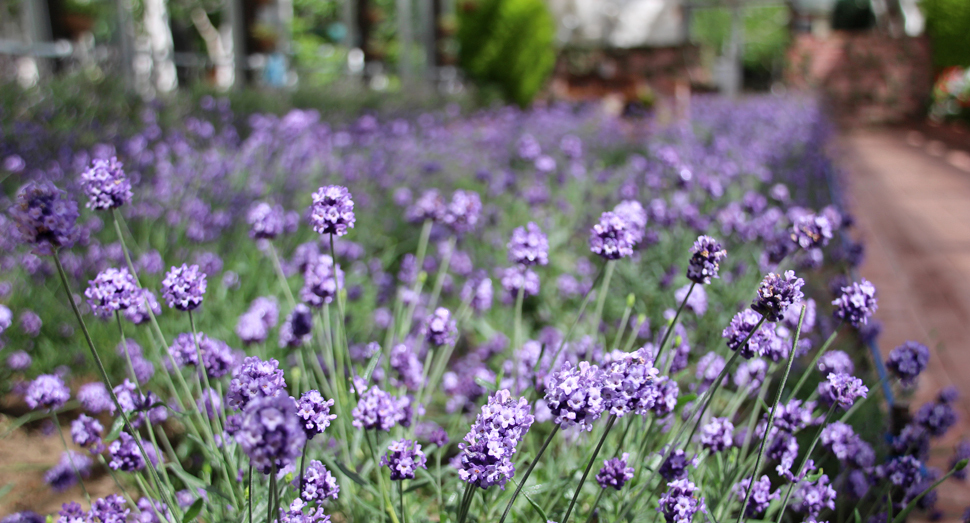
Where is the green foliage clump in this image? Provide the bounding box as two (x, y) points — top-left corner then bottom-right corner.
(691, 5), (790, 75)
(457, 0), (556, 107)
(922, 0), (970, 68)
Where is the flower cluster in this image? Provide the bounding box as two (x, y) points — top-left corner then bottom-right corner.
(752, 270), (805, 322)
(380, 439), (428, 481)
(309, 185), (355, 236)
(687, 235), (726, 284)
(458, 389), (535, 490)
(296, 390), (337, 439)
(300, 460), (340, 503)
(10, 181), (79, 255)
(596, 453), (635, 490)
(507, 222), (549, 266)
(832, 279), (878, 328)
(544, 361), (606, 431)
(790, 213), (833, 249)
(80, 157), (132, 210)
(442, 190), (482, 234)
(817, 372), (868, 410)
(886, 341), (930, 386)
(247, 201), (285, 239)
(351, 385), (409, 431)
(25, 374), (70, 410)
(301, 255), (344, 306)
(235, 395), (306, 473)
(227, 356), (287, 409)
(280, 303), (314, 348)
(589, 212), (635, 260)
(423, 307), (457, 347)
(658, 479), (704, 523)
(733, 475), (778, 517)
(161, 264), (207, 311)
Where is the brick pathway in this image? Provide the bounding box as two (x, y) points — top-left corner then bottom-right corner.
(842, 128), (970, 519)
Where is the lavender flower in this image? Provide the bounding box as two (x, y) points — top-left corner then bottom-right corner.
(109, 432), (156, 472)
(659, 449), (697, 481)
(458, 389), (535, 490)
(278, 498), (331, 523)
(772, 399), (817, 434)
(751, 270), (805, 322)
(723, 309), (770, 359)
(733, 358), (768, 392)
(461, 272), (494, 313)
(280, 304), (314, 348)
(601, 347), (662, 417)
(161, 264), (207, 311)
(793, 474), (836, 518)
(417, 422), (450, 447)
(915, 399), (957, 437)
(20, 310), (42, 337)
(832, 279), (878, 327)
(4, 512), (44, 523)
(10, 181), (79, 255)
(390, 343), (424, 391)
(614, 200), (647, 243)
(880, 456), (923, 487)
(247, 202), (285, 239)
(197, 388), (222, 420)
(56, 503), (86, 523)
(227, 356), (286, 409)
(123, 288), (162, 324)
(168, 332), (234, 378)
(733, 475), (778, 517)
(675, 284), (707, 315)
(952, 439), (970, 480)
(380, 439), (428, 481)
(309, 185), (355, 237)
(90, 495), (130, 523)
(699, 417), (734, 452)
(80, 157), (132, 210)
(78, 382), (114, 414)
(658, 479), (704, 523)
(301, 255), (344, 307)
(406, 189), (446, 223)
(687, 235), (726, 284)
(300, 460), (340, 503)
(818, 350), (854, 375)
(25, 374), (70, 410)
(500, 265), (540, 299)
(136, 498), (170, 523)
(351, 385), (408, 431)
(442, 190), (482, 234)
(423, 307), (457, 347)
(791, 213), (833, 250)
(45, 451), (92, 491)
(235, 395), (306, 473)
(507, 222), (549, 266)
(596, 453), (635, 490)
(544, 361), (606, 431)
(589, 211), (635, 260)
(818, 372), (868, 410)
(6, 350), (31, 371)
(85, 268), (138, 319)
(886, 341), (930, 386)
(71, 414), (105, 453)
(296, 390), (337, 439)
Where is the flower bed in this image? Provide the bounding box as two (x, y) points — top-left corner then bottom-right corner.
(0, 94), (966, 523)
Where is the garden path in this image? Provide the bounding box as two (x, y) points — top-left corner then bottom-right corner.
(843, 128), (970, 519)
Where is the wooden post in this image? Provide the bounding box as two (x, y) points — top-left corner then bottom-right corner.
(22, 0), (52, 79)
(226, 0), (247, 88)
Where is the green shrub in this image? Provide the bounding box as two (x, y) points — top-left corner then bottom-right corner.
(922, 0), (970, 68)
(457, 0), (556, 106)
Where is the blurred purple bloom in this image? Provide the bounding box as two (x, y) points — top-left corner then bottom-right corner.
(832, 279), (878, 328)
(10, 181), (79, 255)
(236, 395), (306, 474)
(687, 235), (726, 285)
(80, 157), (132, 210)
(507, 222), (549, 266)
(596, 453), (635, 490)
(589, 211), (635, 260)
(25, 374), (70, 410)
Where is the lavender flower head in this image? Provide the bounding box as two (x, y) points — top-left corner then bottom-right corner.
(658, 479), (704, 523)
(161, 264), (207, 311)
(301, 255), (344, 307)
(11, 181), (79, 255)
(507, 222), (549, 266)
(752, 270), (805, 322)
(886, 341), (930, 386)
(443, 190), (482, 234)
(723, 309), (771, 359)
(915, 399), (957, 437)
(280, 304), (314, 348)
(733, 475), (778, 517)
(818, 372), (868, 410)
(351, 385), (408, 431)
(80, 157), (132, 210)
(614, 200), (647, 243)
(659, 449), (697, 481)
(6, 350), (31, 371)
(791, 213), (833, 250)
(601, 347), (662, 417)
(699, 417), (734, 452)
(461, 273), (494, 313)
(380, 439), (428, 481)
(458, 389), (535, 490)
(235, 395), (306, 474)
(57, 503), (86, 523)
(309, 185), (355, 237)
(296, 390), (337, 439)
(25, 374), (70, 410)
(793, 474), (836, 519)
(109, 432), (156, 472)
(85, 268), (138, 319)
(423, 307), (457, 347)
(544, 361), (606, 431)
(123, 288), (162, 324)
(45, 451), (92, 492)
(300, 460), (340, 503)
(500, 265), (540, 299)
(278, 498), (331, 523)
(832, 279), (878, 328)
(78, 382), (114, 414)
(90, 495), (130, 523)
(71, 413), (105, 453)
(589, 211), (635, 260)
(227, 356), (286, 410)
(687, 235), (727, 285)
(406, 189), (446, 223)
(818, 350), (854, 375)
(596, 453), (635, 490)
(951, 439), (970, 480)
(247, 202), (285, 239)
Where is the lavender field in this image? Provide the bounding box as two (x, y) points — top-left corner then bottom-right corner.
(0, 94), (965, 523)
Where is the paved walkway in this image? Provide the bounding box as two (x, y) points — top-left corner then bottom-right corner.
(843, 128), (970, 519)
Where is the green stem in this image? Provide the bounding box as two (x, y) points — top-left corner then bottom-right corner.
(562, 415), (617, 523)
(267, 241), (296, 308)
(611, 295), (634, 352)
(498, 425), (561, 523)
(654, 282), (694, 367)
(583, 488), (607, 523)
(512, 287), (525, 391)
(51, 411), (90, 503)
(737, 306), (806, 522)
(51, 251), (175, 514)
(590, 261), (616, 336)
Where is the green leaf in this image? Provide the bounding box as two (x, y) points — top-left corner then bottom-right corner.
(182, 498), (204, 523)
(675, 393), (698, 411)
(854, 508), (862, 523)
(333, 460), (368, 487)
(521, 490), (548, 522)
(106, 415), (125, 441)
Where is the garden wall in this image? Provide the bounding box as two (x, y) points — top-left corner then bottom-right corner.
(785, 31), (932, 124)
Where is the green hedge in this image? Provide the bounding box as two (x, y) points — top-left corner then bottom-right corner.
(922, 0), (970, 68)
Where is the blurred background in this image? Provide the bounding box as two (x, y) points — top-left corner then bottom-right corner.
(0, 0), (967, 125)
